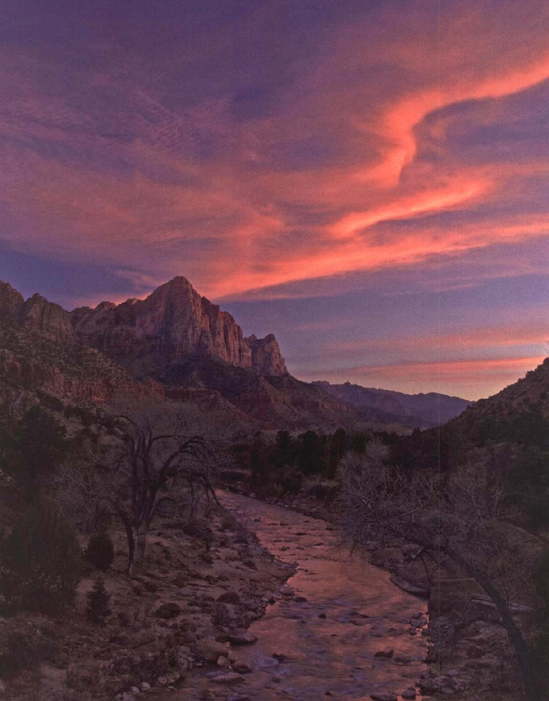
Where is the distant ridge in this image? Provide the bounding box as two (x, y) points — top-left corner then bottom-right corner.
(313, 380), (472, 427)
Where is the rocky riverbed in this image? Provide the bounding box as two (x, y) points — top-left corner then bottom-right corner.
(173, 491), (429, 701)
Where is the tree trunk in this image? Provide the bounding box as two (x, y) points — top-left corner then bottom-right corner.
(119, 513), (135, 576)
(135, 524), (148, 566)
(446, 546), (538, 700)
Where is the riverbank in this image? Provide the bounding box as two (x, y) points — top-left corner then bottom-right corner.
(0, 501), (294, 701)
(174, 491), (429, 701)
(223, 482), (526, 700)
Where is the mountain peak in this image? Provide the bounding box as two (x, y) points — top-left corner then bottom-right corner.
(69, 277), (287, 377)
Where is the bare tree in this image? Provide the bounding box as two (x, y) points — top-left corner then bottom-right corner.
(340, 442), (540, 700)
(58, 402), (219, 574)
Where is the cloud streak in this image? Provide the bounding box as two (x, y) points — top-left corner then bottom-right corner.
(1, 0), (548, 398)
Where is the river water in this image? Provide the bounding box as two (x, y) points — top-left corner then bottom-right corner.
(179, 491), (428, 700)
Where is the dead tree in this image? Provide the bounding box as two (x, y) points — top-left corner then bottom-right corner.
(57, 402), (219, 574)
(340, 442), (540, 700)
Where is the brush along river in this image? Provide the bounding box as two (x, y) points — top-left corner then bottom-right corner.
(176, 490), (428, 701)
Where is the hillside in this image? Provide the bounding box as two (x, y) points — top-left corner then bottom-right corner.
(314, 380), (471, 427)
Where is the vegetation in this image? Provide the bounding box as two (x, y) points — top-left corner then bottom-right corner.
(236, 427), (376, 496)
(0, 632), (42, 680)
(57, 404), (218, 573)
(2, 405), (69, 492)
(341, 442), (540, 699)
(86, 576), (111, 626)
(0, 502), (82, 614)
(84, 532), (115, 572)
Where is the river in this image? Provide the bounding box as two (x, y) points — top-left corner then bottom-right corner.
(177, 490), (428, 700)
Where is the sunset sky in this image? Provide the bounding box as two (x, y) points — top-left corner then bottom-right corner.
(1, 0), (548, 399)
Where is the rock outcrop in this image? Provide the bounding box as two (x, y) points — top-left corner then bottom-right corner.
(0, 277), (353, 429)
(245, 334), (287, 376)
(70, 277), (287, 376)
(0, 282), (74, 344)
(21, 293), (75, 344)
(0, 281), (24, 320)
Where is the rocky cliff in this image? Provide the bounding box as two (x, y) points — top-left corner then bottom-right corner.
(70, 277), (287, 377)
(0, 277), (352, 429)
(0, 282), (74, 344)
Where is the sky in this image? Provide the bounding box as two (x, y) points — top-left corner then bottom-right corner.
(1, 0), (548, 400)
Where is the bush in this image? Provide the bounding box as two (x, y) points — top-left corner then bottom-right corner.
(86, 576), (111, 626)
(276, 465), (303, 494)
(9, 406), (69, 488)
(0, 632), (40, 680)
(0, 503), (82, 613)
(85, 532), (115, 572)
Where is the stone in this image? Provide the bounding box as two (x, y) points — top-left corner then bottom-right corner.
(228, 629), (257, 645)
(217, 656), (231, 668)
(211, 672), (245, 684)
(374, 649), (394, 658)
(233, 662), (252, 674)
(218, 591), (241, 605)
(401, 690), (416, 699)
(140, 682), (151, 691)
(195, 639), (230, 663)
(156, 602), (182, 619)
(370, 694), (398, 701)
(467, 644), (485, 658)
(130, 688), (140, 695)
(278, 585), (294, 597)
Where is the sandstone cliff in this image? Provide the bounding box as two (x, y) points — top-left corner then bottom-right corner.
(70, 277), (287, 376)
(0, 277), (354, 430)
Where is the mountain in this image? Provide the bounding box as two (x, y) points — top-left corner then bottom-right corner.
(0, 278), (355, 430)
(0, 282), (159, 405)
(70, 276), (287, 377)
(314, 380), (472, 427)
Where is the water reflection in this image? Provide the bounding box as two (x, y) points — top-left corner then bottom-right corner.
(179, 491), (428, 700)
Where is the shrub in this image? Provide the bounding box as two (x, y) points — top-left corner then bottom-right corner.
(276, 465), (303, 494)
(0, 503), (82, 613)
(86, 576), (111, 626)
(9, 406), (69, 488)
(85, 532), (115, 572)
(0, 632), (40, 680)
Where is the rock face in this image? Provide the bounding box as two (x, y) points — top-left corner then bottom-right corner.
(0, 281), (24, 320)
(0, 277), (356, 429)
(21, 294), (75, 344)
(70, 277), (287, 376)
(245, 334), (286, 376)
(0, 283), (74, 344)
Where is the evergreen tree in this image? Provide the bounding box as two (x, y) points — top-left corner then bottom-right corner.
(9, 406), (68, 490)
(85, 532), (115, 572)
(86, 576), (111, 626)
(0, 502), (81, 613)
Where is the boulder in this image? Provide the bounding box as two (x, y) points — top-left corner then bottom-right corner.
(195, 639), (230, 663)
(228, 628), (257, 645)
(211, 672), (244, 684)
(155, 602), (182, 619)
(218, 591), (241, 605)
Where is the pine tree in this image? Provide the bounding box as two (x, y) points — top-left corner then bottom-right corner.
(85, 532), (115, 571)
(86, 576), (111, 626)
(0, 502), (81, 613)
